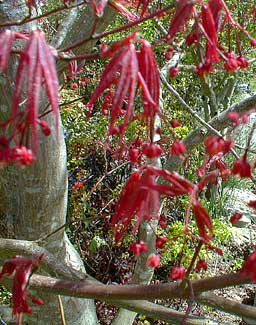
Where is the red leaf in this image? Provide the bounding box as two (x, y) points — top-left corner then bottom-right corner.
(11, 30), (59, 153)
(167, 0), (195, 40)
(138, 40), (160, 118)
(192, 201), (213, 241)
(0, 30), (15, 71)
(0, 255), (43, 323)
(201, 5), (219, 63)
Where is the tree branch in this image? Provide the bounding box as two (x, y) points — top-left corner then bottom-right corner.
(165, 93), (256, 171)
(197, 291), (256, 321)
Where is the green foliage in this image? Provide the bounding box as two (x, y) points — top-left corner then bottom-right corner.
(0, 286), (11, 305)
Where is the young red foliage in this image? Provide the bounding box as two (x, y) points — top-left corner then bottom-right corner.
(0, 30), (16, 72)
(0, 255), (43, 324)
(137, 39), (160, 120)
(170, 265), (186, 280)
(192, 201), (213, 241)
(11, 30), (59, 153)
(111, 168), (160, 242)
(196, 259), (208, 272)
(240, 252), (256, 282)
(146, 254), (160, 268)
(167, 0), (195, 40)
(88, 34), (159, 141)
(201, 4), (219, 64)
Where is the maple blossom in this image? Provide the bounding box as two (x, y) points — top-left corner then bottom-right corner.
(130, 241), (148, 257)
(229, 212), (243, 225)
(240, 252), (256, 282)
(169, 66), (179, 78)
(0, 255), (43, 324)
(196, 259), (208, 272)
(169, 140), (186, 156)
(232, 157), (251, 178)
(156, 236), (168, 249)
(204, 136), (233, 156)
(170, 265), (186, 280)
(146, 254), (160, 268)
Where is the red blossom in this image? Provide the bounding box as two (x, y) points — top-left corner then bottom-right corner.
(194, 60), (214, 76)
(169, 67), (179, 78)
(130, 241), (148, 257)
(192, 201), (213, 241)
(13, 147), (35, 167)
(142, 142), (162, 158)
(129, 148), (140, 164)
(0, 255), (43, 323)
(228, 112), (240, 125)
(240, 252), (256, 282)
(156, 236), (168, 249)
(196, 259), (208, 272)
(159, 214), (167, 229)
(170, 265), (186, 280)
(250, 39), (256, 47)
(171, 120), (182, 128)
(73, 181), (84, 189)
(232, 157), (251, 178)
(169, 141), (186, 156)
(146, 254), (160, 268)
(165, 46), (174, 60)
(237, 56), (249, 69)
(204, 136), (233, 155)
(38, 120), (51, 136)
(248, 200), (256, 209)
(230, 212), (243, 225)
(224, 57), (239, 72)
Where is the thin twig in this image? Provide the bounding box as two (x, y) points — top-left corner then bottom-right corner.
(57, 295), (67, 325)
(60, 5), (175, 52)
(160, 73), (239, 159)
(0, 1), (87, 28)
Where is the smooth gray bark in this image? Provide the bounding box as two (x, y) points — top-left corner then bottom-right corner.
(0, 1), (114, 324)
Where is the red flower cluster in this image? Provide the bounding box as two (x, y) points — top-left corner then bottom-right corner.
(156, 236), (168, 249)
(240, 252), (256, 282)
(170, 265), (186, 280)
(169, 141), (186, 156)
(230, 212), (243, 225)
(204, 136), (233, 156)
(0, 255), (44, 324)
(232, 157), (251, 178)
(196, 259), (208, 272)
(130, 241), (148, 257)
(146, 254), (160, 268)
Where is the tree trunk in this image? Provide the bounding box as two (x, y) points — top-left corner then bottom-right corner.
(0, 1), (114, 324)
